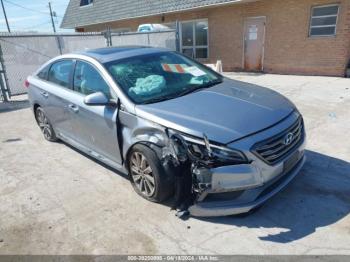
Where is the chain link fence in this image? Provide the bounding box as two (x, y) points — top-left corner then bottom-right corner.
(0, 44), (10, 102)
(0, 35), (62, 97)
(0, 33), (107, 97)
(0, 29), (177, 100)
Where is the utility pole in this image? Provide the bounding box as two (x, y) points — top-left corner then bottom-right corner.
(1, 0), (11, 33)
(48, 2), (56, 33)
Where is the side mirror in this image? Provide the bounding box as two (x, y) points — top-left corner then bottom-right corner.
(84, 92), (109, 106)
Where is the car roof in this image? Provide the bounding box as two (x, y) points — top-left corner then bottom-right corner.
(74, 46), (170, 63)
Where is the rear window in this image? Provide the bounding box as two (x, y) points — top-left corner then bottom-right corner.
(138, 25), (152, 32)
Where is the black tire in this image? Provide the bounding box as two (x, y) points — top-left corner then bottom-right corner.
(128, 144), (173, 203)
(35, 107), (58, 142)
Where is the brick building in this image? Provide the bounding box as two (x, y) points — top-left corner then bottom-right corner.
(61, 0), (350, 76)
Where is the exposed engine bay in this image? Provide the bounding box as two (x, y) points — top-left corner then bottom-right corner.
(161, 130), (250, 218)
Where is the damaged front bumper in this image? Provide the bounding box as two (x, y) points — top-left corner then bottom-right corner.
(186, 112), (306, 217)
(165, 111), (306, 217)
(188, 154), (305, 217)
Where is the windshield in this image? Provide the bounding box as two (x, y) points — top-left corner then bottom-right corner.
(104, 52), (222, 104)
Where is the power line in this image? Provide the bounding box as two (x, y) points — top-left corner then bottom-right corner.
(5, 20), (59, 32)
(51, 2), (69, 7)
(3, 0), (50, 15)
(20, 21), (52, 30)
(3, 0), (63, 18)
(0, 0), (69, 33)
(6, 21), (50, 30)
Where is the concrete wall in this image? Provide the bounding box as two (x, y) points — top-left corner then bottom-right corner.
(80, 0), (350, 76)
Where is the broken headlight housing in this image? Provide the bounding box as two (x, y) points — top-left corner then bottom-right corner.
(171, 132), (249, 166)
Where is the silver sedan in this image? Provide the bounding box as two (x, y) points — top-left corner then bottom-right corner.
(27, 47), (306, 217)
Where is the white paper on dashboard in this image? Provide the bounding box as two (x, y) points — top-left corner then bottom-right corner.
(185, 66), (206, 77)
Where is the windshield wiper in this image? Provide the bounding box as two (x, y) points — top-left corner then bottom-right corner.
(140, 94), (180, 105)
(140, 79), (223, 105)
(176, 79), (223, 97)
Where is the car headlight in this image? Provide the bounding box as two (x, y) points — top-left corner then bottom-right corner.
(169, 131), (249, 166)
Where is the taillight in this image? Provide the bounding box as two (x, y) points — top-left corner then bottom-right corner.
(24, 79), (30, 88)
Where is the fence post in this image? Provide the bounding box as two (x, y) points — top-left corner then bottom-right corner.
(175, 20), (180, 52)
(0, 43), (9, 102)
(104, 27), (112, 47)
(56, 36), (63, 55)
(0, 74), (8, 102)
(109, 27), (113, 46)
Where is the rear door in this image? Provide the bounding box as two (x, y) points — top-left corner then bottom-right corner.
(68, 60), (122, 164)
(42, 59), (75, 138)
(244, 17), (266, 72)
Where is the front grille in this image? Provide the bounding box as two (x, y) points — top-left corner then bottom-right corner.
(252, 117), (304, 165)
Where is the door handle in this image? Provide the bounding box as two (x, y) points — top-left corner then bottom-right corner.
(68, 104), (79, 113)
(40, 91), (49, 98)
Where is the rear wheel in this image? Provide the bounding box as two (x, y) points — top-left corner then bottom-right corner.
(128, 144), (173, 202)
(35, 107), (57, 142)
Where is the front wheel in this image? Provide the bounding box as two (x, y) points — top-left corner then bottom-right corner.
(128, 144), (173, 203)
(35, 107), (58, 142)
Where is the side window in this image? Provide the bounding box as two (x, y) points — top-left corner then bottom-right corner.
(73, 61), (111, 98)
(48, 60), (74, 88)
(37, 65), (50, 80)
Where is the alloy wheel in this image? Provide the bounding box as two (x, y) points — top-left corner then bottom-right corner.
(130, 151), (156, 197)
(36, 108), (53, 140)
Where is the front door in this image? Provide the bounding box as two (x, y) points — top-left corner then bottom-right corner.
(244, 17), (266, 72)
(69, 60), (122, 165)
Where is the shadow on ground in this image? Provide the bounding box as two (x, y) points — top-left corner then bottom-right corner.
(57, 138), (350, 243)
(198, 150), (350, 243)
(0, 100), (30, 113)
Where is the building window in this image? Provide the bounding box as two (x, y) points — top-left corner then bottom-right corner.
(80, 0), (93, 7)
(309, 4), (339, 37)
(180, 20), (208, 59)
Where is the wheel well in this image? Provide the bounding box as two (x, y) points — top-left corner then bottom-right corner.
(125, 142), (147, 172)
(125, 142), (162, 172)
(33, 103), (40, 113)
(33, 103), (41, 122)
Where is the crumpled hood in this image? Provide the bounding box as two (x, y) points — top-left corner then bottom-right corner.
(135, 78), (295, 144)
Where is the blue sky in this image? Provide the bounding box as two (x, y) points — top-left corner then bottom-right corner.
(0, 0), (72, 32)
